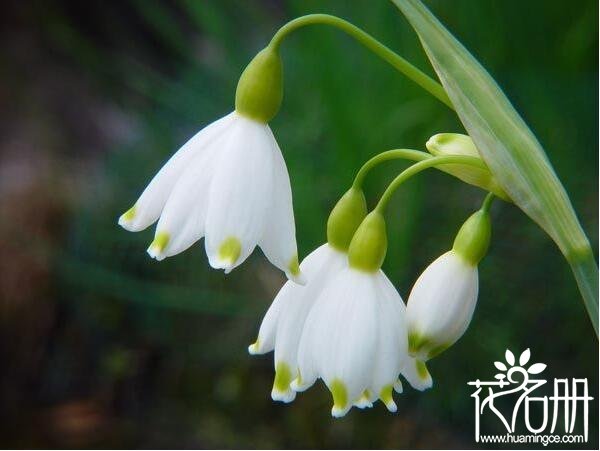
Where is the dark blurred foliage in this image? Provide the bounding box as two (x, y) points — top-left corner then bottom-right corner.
(0, 0), (597, 448)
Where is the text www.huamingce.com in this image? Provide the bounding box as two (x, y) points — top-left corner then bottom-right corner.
(479, 433), (585, 446)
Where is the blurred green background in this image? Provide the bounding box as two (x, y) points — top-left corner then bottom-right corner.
(0, 0), (597, 448)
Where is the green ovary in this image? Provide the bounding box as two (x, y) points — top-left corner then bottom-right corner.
(218, 237), (242, 264)
(273, 362), (293, 393)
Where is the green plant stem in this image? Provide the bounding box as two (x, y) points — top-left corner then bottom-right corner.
(269, 14), (453, 109)
(481, 192), (495, 213)
(374, 155), (486, 213)
(352, 149), (431, 189)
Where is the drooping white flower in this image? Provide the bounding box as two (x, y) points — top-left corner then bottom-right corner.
(248, 187), (368, 403)
(118, 111), (302, 282)
(406, 250), (478, 360)
(290, 211), (433, 417)
(293, 266), (431, 417)
(248, 243), (348, 402)
(118, 46), (302, 281)
(406, 207), (491, 360)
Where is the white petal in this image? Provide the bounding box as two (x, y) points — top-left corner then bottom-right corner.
(406, 250), (478, 360)
(248, 282), (291, 356)
(298, 268), (378, 416)
(369, 271), (405, 405)
(147, 133), (225, 260)
(258, 127), (301, 282)
(119, 112), (234, 231)
(273, 245), (347, 393)
(205, 114), (274, 273)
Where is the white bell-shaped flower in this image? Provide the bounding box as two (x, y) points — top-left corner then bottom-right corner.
(118, 111), (301, 281)
(248, 243), (348, 402)
(118, 47), (303, 281)
(407, 250), (478, 360)
(293, 212), (433, 417)
(248, 187), (368, 403)
(406, 207), (491, 360)
(295, 266), (431, 417)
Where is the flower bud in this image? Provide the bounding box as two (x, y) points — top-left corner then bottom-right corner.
(406, 207), (491, 360)
(327, 187), (367, 251)
(347, 211), (387, 272)
(426, 133), (510, 201)
(235, 47), (283, 123)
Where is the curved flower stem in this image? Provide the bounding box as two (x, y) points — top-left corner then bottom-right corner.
(481, 192), (495, 214)
(374, 155), (487, 214)
(352, 149), (431, 189)
(268, 14), (453, 109)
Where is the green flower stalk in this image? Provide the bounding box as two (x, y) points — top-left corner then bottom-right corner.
(268, 14), (452, 109)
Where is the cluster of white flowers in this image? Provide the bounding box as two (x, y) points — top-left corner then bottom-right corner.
(118, 43), (492, 418)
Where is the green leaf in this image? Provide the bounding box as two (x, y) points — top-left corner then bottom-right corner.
(391, 0), (598, 334)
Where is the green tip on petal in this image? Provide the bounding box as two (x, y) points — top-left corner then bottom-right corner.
(119, 205), (136, 225)
(330, 379), (348, 412)
(288, 254), (300, 276)
(147, 232), (170, 259)
(409, 331), (450, 361)
(121, 205), (136, 221)
(218, 237), (242, 265)
(380, 385), (397, 412)
(248, 339), (260, 355)
(273, 362), (293, 393)
(416, 360), (429, 380)
(354, 390), (373, 409)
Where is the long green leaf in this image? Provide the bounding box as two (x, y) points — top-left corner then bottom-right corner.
(391, 0), (598, 334)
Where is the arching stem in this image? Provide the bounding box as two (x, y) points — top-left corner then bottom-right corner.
(269, 14), (453, 109)
(374, 155), (487, 213)
(352, 149), (431, 189)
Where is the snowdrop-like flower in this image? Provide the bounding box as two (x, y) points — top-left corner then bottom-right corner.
(248, 188), (366, 402)
(248, 243), (348, 402)
(407, 206), (492, 361)
(118, 47), (303, 281)
(292, 211), (433, 417)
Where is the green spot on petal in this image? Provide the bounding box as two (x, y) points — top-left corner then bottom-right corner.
(150, 232), (170, 252)
(380, 385), (394, 405)
(416, 360), (430, 380)
(288, 254), (300, 276)
(409, 331), (450, 360)
(330, 379), (348, 411)
(122, 205), (136, 221)
(218, 237), (241, 264)
(273, 362), (293, 393)
(248, 339), (259, 353)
